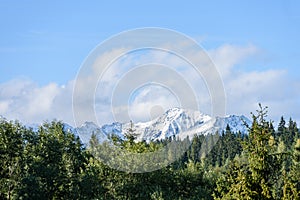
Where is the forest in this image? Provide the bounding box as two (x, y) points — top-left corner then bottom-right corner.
(0, 105), (299, 200)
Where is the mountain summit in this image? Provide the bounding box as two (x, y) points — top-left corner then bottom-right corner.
(73, 108), (251, 144)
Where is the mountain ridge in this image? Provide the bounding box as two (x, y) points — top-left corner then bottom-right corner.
(22, 108), (251, 144)
(72, 108), (251, 144)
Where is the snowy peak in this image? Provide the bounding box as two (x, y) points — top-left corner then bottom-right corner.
(214, 115), (251, 134)
(76, 121), (107, 144)
(80, 121), (99, 129)
(101, 122), (124, 139)
(24, 108), (251, 145)
(159, 108), (212, 128)
(73, 108), (250, 144)
(133, 108), (212, 141)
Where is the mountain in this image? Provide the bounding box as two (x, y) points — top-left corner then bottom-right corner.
(74, 122), (108, 144)
(76, 108), (251, 144)
(127, 108), (212, 141)
(24, 108), (251, 145)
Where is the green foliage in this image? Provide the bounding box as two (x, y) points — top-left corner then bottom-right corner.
(282, 139), (300, 199)
(0, 120), (104, 199)
(214, 104), (300, 200)
(0, 119), (24, 199)
(1, 105), (300, 199)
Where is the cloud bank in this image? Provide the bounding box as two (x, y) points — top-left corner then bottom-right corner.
(0, 43), (299, 126)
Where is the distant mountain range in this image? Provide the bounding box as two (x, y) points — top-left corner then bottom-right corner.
(63, 108), (251, 145)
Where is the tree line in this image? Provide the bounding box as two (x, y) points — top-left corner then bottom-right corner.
(0, 105), (299, 199)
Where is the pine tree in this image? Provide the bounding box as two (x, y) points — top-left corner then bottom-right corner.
(125, 120), (138, 145)
(278, 116), (286, 134)
(214, 104), (283, 199)
(282, 138), (300, 199)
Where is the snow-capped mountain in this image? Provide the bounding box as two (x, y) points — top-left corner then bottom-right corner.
(128, 108), (212, 141)
(214, 115), (251, 134)
(24, 108), (251, 145)
(75, 122), (108, 144)
(75, 108), (251, 144)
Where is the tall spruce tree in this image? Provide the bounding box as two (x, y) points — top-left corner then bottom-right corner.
(214, 104), (283, 199)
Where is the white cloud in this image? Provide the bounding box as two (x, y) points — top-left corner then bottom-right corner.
(0, 101), (9, 113)
(0, 78), (73, 124)
(127, 85), (180, 122)
(208, 44), (258, 78)
(210, 46), (300, 122)
(0, 42), (299, 126)
(227, 69), (287, 99)
(27, 83), (59, 116)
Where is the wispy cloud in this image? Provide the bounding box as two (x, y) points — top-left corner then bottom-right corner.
(208, 44), (258, 78)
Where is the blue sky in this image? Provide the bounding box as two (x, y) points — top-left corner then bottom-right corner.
(0, 1), (300, 125)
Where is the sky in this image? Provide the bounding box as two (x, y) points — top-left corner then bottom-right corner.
(0, 0), (300, 126)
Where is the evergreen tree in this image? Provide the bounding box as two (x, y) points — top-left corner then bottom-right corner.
(282, 138), (300, 199)
(278, 116), (286, 135)
(0, 119), (24, 199)
(214, 104), (283, 199)
(2, 106), (300, 199)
